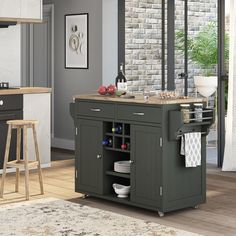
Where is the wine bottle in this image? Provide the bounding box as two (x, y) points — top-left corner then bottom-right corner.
(112, 125), (122, 134)
(115, 63), (127, 87)
(121, 142), (130, 150)
(102, 138), (113, 147)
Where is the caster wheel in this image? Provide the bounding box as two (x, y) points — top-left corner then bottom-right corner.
(82, 194), (90, 199)
(193, 205), (199, 209)
(158, 211), (165, 217)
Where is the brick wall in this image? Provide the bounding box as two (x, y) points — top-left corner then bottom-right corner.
(125, 0), (217, 94)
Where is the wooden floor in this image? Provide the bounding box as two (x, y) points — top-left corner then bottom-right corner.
(0, 156), (236, 236)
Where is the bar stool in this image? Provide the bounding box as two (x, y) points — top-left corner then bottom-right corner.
(0, 120), (44, 200)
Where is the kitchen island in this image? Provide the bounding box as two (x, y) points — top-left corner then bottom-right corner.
(70, 94), (214, 216)
(0, 87), (51, 172)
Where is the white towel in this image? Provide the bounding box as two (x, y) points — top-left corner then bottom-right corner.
(181, 132), (201, 168)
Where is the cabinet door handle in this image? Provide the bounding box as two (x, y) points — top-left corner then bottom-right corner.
(133, 112), (144, 116)
(90, 108), (101, 112)
(97, 154), (102, 159)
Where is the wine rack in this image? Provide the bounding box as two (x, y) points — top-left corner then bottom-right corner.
(103, 122), (131, 153)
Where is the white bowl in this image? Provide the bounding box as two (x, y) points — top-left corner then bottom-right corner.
(112, 183), (131, 198)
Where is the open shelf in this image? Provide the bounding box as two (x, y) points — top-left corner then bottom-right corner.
(105, 147), (130, 153)
(106, 170), (130, 179)
(105, 132), (130, 138)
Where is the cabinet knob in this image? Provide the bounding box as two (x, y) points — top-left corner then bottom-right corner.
(0, 100), (3, 106)
(129, 160), (135, 164)
(97, 154), (102, 159)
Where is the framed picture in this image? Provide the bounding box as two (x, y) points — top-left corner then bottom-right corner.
(65, 13), (89, 69)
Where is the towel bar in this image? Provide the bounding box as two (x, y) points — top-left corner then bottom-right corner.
(177, 132), (207, 138)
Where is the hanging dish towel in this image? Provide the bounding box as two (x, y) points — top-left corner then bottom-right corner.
(181, 132), (201, 168)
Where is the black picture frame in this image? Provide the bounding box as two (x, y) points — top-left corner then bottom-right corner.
(65, 13), (89, 69)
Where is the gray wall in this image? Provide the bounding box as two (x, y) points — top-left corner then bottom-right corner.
(102, 0), (118, 86)
(43, 0), (103, 143)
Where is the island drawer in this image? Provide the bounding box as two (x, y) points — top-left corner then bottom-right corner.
(0, 95), (23, 111)
(117, 104), (162, 123)
(77, 101), (115, 119)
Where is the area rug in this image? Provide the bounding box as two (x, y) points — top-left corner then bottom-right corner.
(0, 198), (201, 236)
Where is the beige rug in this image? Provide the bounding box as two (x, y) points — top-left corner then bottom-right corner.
(0, 198), (202, 236)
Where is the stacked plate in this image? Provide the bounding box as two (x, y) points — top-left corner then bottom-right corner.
(114, 161), (131, 174)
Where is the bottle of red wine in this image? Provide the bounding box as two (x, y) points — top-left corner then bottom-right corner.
(112, 125), (122, 134)
(115, 63), (127, 87)
(102, 138), (113, 147)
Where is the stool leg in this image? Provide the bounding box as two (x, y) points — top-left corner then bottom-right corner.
(32, 124), (44, 195)
(23, 126), (30, 200)
(0, 125), (12, 198)
(15, 128), (21, 192)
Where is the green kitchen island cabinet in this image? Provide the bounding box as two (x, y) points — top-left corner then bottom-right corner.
(70, 94), (214, 216)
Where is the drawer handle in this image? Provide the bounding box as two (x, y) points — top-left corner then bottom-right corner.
(133, 112), (144, 116)
(0, 100), (3, 106)
(90, 108), (101, 112)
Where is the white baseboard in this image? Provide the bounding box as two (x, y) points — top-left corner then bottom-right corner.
(51, 137), (75, 150)
(0, 163), (51, 174)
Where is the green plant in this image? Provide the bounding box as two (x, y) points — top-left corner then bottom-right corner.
(176, 22), (229, 76)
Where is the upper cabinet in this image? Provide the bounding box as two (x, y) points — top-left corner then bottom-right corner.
(21, 0), (42, 20)
(0, 0), (42, 23)
(0, 0), (21, 19)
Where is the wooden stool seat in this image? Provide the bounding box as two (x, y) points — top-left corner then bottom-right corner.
(7, 120), (39, 128)
(0, 120), (44, 200)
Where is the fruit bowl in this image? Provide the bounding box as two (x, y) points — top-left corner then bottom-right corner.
(112, 183), (131, 198)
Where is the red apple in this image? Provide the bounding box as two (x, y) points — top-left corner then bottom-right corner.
(98, 85), (107, 95)
(107, 84), (116, 95)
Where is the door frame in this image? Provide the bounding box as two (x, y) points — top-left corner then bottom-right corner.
(217, 0), (226, 167)
(21, 3), (55, 139)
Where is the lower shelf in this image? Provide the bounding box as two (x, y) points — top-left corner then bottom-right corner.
(104, 194), (130, 204)
(106, 170), (130, 179)
(78, 191), (162, 212)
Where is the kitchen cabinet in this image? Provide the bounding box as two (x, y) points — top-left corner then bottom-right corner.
(0, 0), (21, 19)
(0, 95), (23, 170)
(0, 0), (42, 22)
(76, 119), (103, 195)
(21, 0), (42, 20)
(70, 95), (214, 216)
(23, 93), (51, 166)
(131, 125), (161, 208)
(0, 88), (51, 172)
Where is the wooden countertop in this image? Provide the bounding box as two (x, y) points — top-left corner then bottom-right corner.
(0, 87), (52, 95)
(73, 94), (206, 105)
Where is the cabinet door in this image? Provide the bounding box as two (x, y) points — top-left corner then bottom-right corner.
(0, 0), (21, 18)
(131, 125), (162, 207)
(21, 0), (42, 20)
(76, 119), (103, 195)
